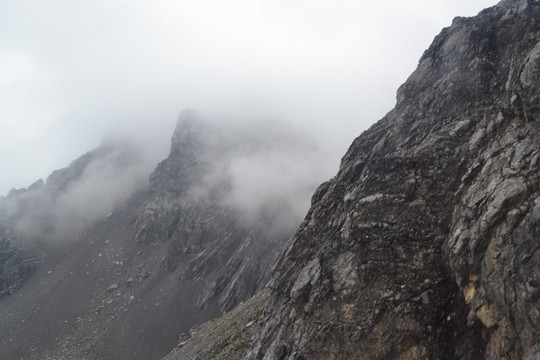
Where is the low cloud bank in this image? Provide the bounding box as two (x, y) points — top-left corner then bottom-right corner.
(0, 111), (337, 244)
(1, 140), (153, 242)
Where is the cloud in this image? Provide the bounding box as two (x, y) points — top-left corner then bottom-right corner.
(0, 0), (498, 195)
(177, 114), (337, 240)
(1, 113), (329, 244)
(2, 139), (153, 242)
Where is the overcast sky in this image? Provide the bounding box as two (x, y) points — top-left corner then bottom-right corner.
(0, 0), (498, 196)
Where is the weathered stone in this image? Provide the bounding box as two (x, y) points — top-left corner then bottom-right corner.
(237, 1), (540, 359)
(134, 111), (293, 312)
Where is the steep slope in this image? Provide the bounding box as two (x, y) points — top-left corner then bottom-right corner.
(0, 113), (302, 359)
(134, 112), (290, 312)
(0, 142), (178, 360)
(167, 1), (540, 359)
(249, 1), (540, 359)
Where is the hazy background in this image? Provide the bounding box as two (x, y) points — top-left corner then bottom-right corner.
(1, 0), (498, 196)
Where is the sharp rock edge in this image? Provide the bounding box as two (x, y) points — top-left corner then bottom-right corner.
(167, 1), (540, 359)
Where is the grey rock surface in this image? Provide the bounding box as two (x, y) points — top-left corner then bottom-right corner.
(0, 225), (40, 298)
(245, 1), (540, 359)
(135, 110), (291, 312)
(165, 1), (540, 359)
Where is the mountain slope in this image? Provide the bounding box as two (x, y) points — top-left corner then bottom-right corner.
(0, 113), (302, 360)
(167, 1), (540, 359)
(134, 111), (293, 312)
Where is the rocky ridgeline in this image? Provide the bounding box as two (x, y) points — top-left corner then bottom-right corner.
(167, 1), (540, 359)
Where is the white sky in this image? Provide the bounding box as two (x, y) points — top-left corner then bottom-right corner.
(0, 0), (498, 195)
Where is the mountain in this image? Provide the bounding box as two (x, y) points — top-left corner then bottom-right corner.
(0, 142), (147, 301)
(0, 112), (307, 359)
(166, 1), (540, 359)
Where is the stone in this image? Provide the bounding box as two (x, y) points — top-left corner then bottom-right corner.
(238, 1), (540, 359)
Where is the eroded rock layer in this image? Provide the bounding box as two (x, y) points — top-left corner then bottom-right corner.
(244, 1), (540, 359)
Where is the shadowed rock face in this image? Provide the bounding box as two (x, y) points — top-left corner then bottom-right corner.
(240, 1), (539, 359)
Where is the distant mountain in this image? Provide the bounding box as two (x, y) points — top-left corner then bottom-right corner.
(0, 111), (307, 359)
(0, 141), (146, 300)
(166, 1), (540, 359)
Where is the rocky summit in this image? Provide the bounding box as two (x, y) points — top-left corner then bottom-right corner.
(167, 1), (540, 359)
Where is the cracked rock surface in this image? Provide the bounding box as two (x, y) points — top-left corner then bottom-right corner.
(166, 1), (540, 359)
(246, 1), (540, 359)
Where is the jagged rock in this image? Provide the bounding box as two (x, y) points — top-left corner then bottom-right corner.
(0, 225), (40, 298)
(243, 1), (540, 359)
(134, 110), (293, 312)
(165, 1), (540, 359)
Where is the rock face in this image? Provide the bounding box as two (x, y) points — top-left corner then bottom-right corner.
(246, 1), (540, 359)
(168, 1), (539, 359)
(135, 110), (290, 312)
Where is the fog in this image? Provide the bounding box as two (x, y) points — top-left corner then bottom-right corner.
(1, 140), (152, 241)
(0, 112), (326, 243)
(0, 0), (498, 197)
(184, 114), (329, 235)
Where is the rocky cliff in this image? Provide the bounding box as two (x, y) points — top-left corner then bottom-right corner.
(167, 1), (540, 359)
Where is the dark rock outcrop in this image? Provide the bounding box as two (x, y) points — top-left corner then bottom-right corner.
(167, 1), (540, 359)
(247, 1), (540, 359)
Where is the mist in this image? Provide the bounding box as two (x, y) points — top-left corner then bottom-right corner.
(184, 114), (331, 236)
(0, 109), (331, 246)
(1, 139), (154, 242)
(0, 0), (498, 196)
(0, 0), (501, 247)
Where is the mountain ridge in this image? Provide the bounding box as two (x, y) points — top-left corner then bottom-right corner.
(167, 1), (540, 359)
(0, 112), (308, 359)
